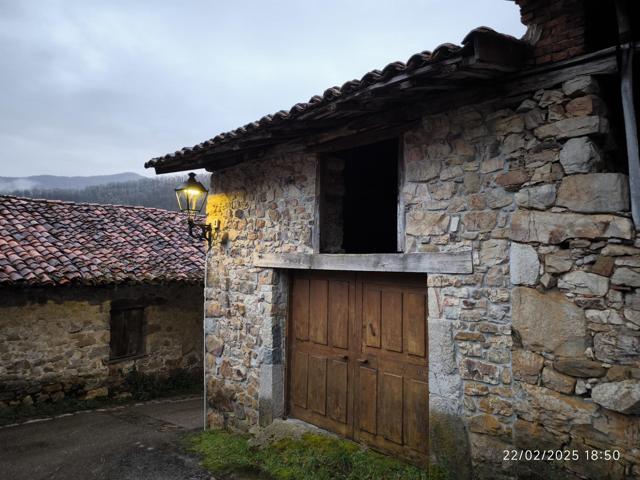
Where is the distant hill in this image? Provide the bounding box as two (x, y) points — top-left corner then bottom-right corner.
(0, 172), (146, 192)
(2, 173), (210, 211)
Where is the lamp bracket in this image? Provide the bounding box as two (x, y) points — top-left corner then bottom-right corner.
(188, 219), (215, 249)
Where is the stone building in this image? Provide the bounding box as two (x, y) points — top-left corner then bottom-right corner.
(146, 1), (640, 478)
(0, 196), (204, 406)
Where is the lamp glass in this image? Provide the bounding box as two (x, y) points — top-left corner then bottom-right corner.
(175, 172), (208, 221)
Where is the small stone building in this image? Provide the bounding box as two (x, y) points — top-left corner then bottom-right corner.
(0, 196), (204, 405)
(146, 1), (640, 478)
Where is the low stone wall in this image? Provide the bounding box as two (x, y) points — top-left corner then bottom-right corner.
(0, 283), (203, 407)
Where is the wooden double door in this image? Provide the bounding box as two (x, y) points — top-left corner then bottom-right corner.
(287, 270), (429, 463)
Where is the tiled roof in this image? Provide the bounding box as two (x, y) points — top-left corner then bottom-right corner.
(145, 27), (527, 173)
(0, 196), (204, 287)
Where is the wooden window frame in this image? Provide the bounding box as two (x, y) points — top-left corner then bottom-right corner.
(109, 306), (146, 362)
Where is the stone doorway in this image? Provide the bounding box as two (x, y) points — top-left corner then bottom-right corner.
(287, 270), (429, 464)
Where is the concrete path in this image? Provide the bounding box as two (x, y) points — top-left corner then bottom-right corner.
(0, 396), (214, 480)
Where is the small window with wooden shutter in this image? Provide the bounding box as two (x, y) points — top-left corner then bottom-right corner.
(109, 307), (145, 360)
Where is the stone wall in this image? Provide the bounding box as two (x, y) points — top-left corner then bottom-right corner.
(203, 74), (639, 478)
(0, 283), (203, 406)
(403, 74), (639, 479)
(204, 149), (316, 428)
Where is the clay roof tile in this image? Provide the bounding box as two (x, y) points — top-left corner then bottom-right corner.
(0, 196), (204, 287)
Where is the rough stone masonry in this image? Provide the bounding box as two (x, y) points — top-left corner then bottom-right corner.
(0, 284), (203, 407)
(202, 73), (640, 479)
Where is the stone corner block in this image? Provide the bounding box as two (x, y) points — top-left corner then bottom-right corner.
(510, 243), (540, 286)
(512, 287), (587, 356)
(556, 173), (630, 213)
(509, 209), (634, 244)
(559, 137), (602, 174)
(591, 380), (640, 414)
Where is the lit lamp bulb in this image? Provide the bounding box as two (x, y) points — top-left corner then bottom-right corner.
(175, 172), (215, 247)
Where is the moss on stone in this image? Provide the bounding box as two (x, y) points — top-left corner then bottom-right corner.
(429, 412), (472, 480)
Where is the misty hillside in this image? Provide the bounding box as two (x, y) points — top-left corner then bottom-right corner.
(0, 172), (146, 192)
(3, 173), (210, 211)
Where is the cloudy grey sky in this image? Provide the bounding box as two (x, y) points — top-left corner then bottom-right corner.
(0, 0), (525, 177)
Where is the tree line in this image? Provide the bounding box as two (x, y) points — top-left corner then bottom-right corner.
(6, 174), (210, 211)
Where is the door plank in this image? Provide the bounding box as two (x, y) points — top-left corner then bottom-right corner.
(404, 378), (429, 452)
(328, 281), (349, 349)
(364, 288), (381, 348)
(379, 372), (403, 444)
(309, 279), (329, 345)
(404, 292), (427, 357)
(293, 277), (310, 341)
(381, 291), (403, 353)
(327, 359), (348, 423)
(308, 355), (327, 415)
(291, 351), (309, 408)
(358, 367), (377, 434)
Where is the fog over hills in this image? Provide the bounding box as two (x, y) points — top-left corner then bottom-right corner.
(1, 172), (209, 211)
(0, 172), (146, 192)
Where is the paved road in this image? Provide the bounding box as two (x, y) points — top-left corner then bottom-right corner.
(0, 397), (214, 480)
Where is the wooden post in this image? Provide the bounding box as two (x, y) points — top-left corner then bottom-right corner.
(396, 137), (406, 253)
(312, 155), (322, 253)
(616, 0), (640, 227)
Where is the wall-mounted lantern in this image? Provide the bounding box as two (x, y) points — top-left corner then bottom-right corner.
(175, 172), (216, 248)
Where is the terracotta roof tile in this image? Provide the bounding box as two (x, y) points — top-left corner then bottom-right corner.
(0, 196), (204, 287)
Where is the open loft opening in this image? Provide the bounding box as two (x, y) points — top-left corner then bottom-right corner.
(583, 0), (640, 53)
(319, 138), (400, 254)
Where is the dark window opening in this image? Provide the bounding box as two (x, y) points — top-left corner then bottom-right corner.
(598, 74), (628, 174)
(584, 0), (640, 53)
(630, 1), (640, 42)
(636, 57), (640, 146)
(584, 1), (619, 53)
(319, 138), (399, 254)
(110, 307), (145, 360)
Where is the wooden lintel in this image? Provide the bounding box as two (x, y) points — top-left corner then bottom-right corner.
(306, 122), (416, 153)
(252, 252), (473, 274)
(502, 48), (619, 95)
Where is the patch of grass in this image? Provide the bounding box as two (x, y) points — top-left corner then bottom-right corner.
(188, 429), (256, 475)
(188, 430), (449, 480)
(260, 434), (359, 480)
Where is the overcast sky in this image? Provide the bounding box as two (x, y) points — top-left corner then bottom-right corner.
(0, 0), (525, 178)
